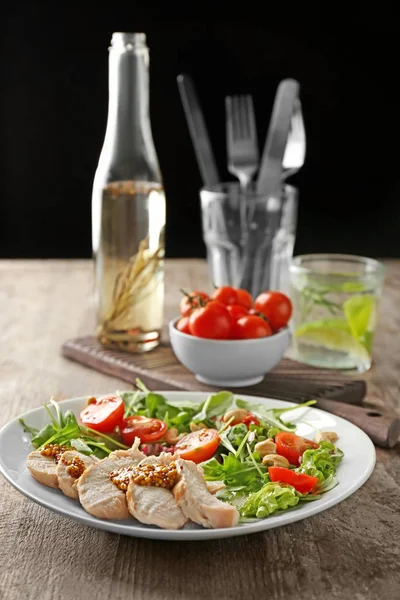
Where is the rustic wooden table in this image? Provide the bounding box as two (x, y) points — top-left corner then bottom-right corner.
(0, 259), (399, 600)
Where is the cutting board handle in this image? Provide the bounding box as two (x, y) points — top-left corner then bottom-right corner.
(316, 398), (400, 448)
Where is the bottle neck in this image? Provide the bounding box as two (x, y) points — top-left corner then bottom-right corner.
(107, 44), (149, 132)
(101, 34), (161, 183)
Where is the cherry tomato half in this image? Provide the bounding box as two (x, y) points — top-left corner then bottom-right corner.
(226, 304), (249, 322)
(268, 466), (319, 494)
(120, 416), (167, 446)
(234, 315), (272, 339)
(80, 395), (125, 433)
(175, 429), (220, 463)
(176, 316), (191, 334)
(212, 286), (238, 306)
(275, 432), (319, 466)
(179, 290), (209, 317)
(236, 288), (253, 310)
(254, 291), (293, 330)
(189, 301), (234, 339)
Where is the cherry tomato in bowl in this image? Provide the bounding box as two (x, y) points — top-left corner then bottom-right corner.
(236, 288), (253, 310)
(80, 395), (125, 433)
(212, 286), (238, 306)
(275, 432), (319, 466)
(176, 316), (191, 334)
(226, 304), (249, 322)
(188, 301), (234, 339)
(254, 291), (293, 330)
(175, 429), (220, 463)
(234, 315), (272, 339)
(120, 416), (167, 446)
(179, 290), (209, 317)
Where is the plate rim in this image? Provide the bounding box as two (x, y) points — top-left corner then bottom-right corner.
(0, 391), (376, 541)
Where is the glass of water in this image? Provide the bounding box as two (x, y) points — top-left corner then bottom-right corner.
(289, 254), (385, 372)
(200, 182), (298, 298)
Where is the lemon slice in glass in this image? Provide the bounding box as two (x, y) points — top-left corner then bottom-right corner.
(295, 326), (370, 363)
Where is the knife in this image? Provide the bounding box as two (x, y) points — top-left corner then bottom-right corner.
(256, 78), (300, 196)
(177, 74), (220, 187)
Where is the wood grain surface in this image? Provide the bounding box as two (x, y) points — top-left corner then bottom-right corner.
(0, 259), (399, 600)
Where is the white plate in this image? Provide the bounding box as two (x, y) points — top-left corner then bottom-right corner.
(0, 392), (375, 541)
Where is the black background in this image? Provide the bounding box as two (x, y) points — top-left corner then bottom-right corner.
(1, 9), (400, 259)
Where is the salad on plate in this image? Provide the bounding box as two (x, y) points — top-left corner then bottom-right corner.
(20, 380), (344, 529)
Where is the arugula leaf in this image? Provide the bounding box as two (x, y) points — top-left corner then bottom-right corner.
(227, 423), (248, 450)
(19, 419), (39, 438)
(240, 482), (300, 518)
(122, 383), (199, 433)
(50, 397), (65, 428)
(192, 391), (233, 422)
(30, 424), (57, 448)
(201, 453), (268, 489)
(146, 392), (168, 418)
(121, 391), (142, 418)
(69, 438), (93, 454)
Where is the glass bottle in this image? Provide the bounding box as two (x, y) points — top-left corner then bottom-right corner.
(92, 32), (166, 353)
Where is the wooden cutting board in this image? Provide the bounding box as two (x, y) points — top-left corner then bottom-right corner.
(61, 335), (366, 404)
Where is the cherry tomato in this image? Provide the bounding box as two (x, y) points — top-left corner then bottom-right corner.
(236, 288), (253, 310)
(212, 286), (238, 306)
(268, 466), (319, 494)
(254, 291), (293, 330)
(120, 416), (167, 445)
(234, 315), (272, 339)
(175, 429), (220, 463)
(275, 432), (319, 466)
(242, 413), (260, 428)
(176, 316), (191, 334)
(189, 301), (234, 339)
(80, 395), (124, 433)
(226, 304), (249, 322)
(179, 290), (209, 317)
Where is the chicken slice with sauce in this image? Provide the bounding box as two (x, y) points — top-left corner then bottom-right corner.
(126, 454), (187, 530)
(56, 450), (99, 499)
(76, 438), (145, 520)
(173, 458), (239, 529)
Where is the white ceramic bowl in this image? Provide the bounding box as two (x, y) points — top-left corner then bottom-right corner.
(169, 318), (291, 387)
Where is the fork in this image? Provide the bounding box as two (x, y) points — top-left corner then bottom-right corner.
(225, 95), (259, 191)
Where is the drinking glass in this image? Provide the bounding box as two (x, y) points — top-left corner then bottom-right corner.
(289, 254), (385, 372)
(200, 182), (298, 298)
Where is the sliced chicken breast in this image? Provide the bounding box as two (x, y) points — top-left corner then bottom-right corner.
(127, 485), (187, 529)
(76, 438), (145, 520)
(26, 450), (59, 488)
(76, 455), (134, 520)
(173, 458), (239, 529)
(56, 451), (99, 499)
(126, 454), (187, 529)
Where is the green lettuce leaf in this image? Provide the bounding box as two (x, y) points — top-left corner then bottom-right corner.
(296, 440), (344, 482)
(240, 482), (300, 518)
